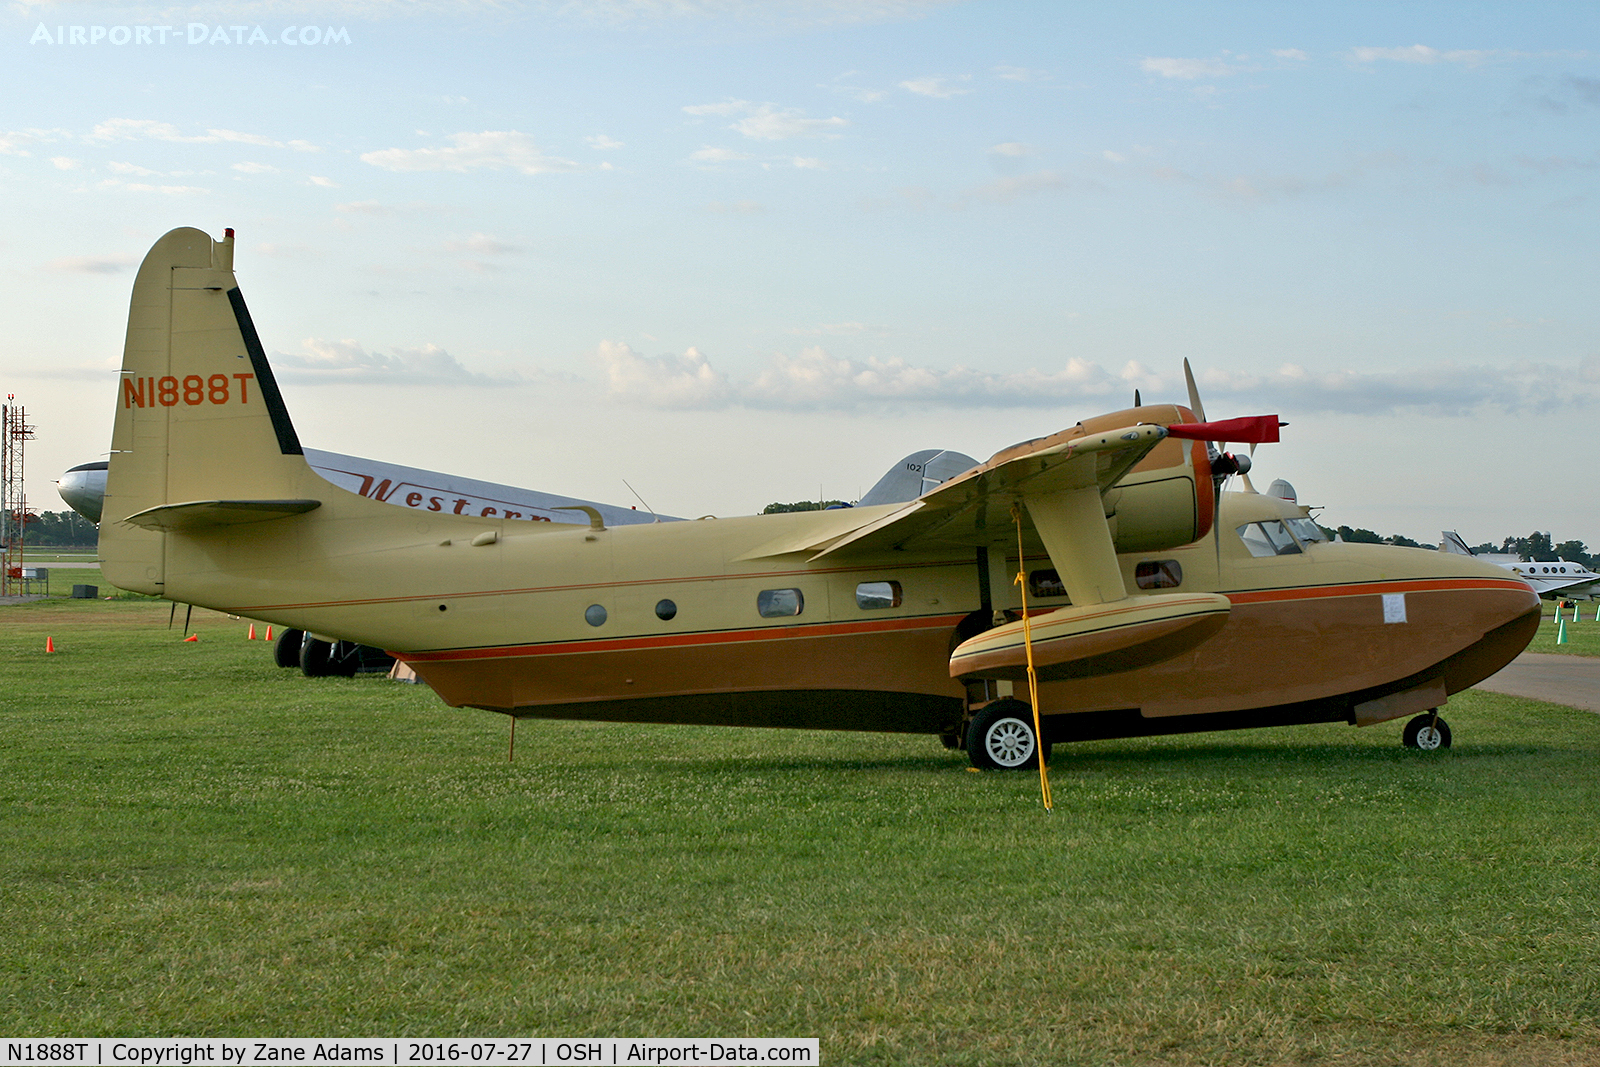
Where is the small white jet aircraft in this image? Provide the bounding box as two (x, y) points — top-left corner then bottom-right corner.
(91, 227), (1542, 766)
(1440, 532), (1600, 601)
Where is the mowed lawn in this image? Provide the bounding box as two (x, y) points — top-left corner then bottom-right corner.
(2, 597), (1598, 1066)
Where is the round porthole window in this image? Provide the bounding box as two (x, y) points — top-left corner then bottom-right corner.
(584, 604), (608, 627)
(655, 599), (677, 621)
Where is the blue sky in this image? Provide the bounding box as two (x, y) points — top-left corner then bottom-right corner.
(3, 1), (1597, 547)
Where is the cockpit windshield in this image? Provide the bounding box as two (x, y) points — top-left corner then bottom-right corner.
(1237, 520), (1302, 557)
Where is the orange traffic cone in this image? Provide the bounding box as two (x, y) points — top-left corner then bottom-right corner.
(183, 633), (199, 643)
(45, 636), (54, 653)
(248, 623), (257, 640)
(265, 625), (273, 641)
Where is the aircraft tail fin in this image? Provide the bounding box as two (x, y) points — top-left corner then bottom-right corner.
(101, 227), (319, 595)
(1439, 530), (1475, 556)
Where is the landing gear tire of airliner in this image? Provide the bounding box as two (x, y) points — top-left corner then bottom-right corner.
(967, 698), (1051, 770)
(1402, 712), (1452, 750)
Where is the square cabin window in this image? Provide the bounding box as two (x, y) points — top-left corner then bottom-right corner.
(757, 588), (804, 618)
(1028, 569), (1068, 600)
(855, 581), (902, 609)
(1135, 560), (1183, 590)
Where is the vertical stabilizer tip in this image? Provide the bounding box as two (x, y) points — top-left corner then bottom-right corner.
(225, 227), (234, 239)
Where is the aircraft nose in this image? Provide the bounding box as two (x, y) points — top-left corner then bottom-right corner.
(57, 461), (108, 523)
(1437, 558), (1543, 694)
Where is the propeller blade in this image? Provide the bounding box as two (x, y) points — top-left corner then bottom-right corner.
(1182, 358), (1207, 423)
(1166, 415), (1282, 444)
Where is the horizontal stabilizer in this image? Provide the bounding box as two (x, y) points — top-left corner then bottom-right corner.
(122, 499), (321, 531)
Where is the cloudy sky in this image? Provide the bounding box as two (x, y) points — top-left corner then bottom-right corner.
(3, 0), (1597, 545)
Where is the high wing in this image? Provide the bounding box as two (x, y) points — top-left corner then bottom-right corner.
(811, 423), (1168, 564)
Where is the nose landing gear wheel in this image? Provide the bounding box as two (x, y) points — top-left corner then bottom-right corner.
(967, 698), (1050, 770)
(1402, 712), (1452, 750)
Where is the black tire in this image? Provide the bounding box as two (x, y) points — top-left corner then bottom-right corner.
(1402, 712), (1452, 750)
(967, 698), (1051, 770)
(273, 628), (305, 668)
(299, 636), (333, 677)
(328, 640), (361, 678)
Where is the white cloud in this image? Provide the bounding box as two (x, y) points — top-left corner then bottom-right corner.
(592, 346), (1600, 415)
(107, 161), (158, 176)
(690, 146), (752, 163)
(994, 64), (1049, 82)
(273, 338), (519, 386)
(231, 161), (278, 174)
(959, 171), (1076, 204)
(90, 118), (202, 143)
(597, 340), (734, 409)
(95, 178), (209, 195)
(791, 156), (824, 169)
(360, 131), (579, 175)
(308, 175), (340, 187)
(1141, 57), (1236, 80)
(45, 255), (136, 274)
(684, 99), (847, 140)
(49, 156), (80, 170)
(1272, 49), (1309, 61)
(0, 127), (68, 155)
(586, 134), (624, 149)
(444, 233), (520, 255)
(989, 141), (1032, 157)
(210, 128), (283, 147)
(1347, 45), (1494, 66)
(900, 75), (971, 98)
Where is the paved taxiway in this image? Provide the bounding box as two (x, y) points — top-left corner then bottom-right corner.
(1475, 652), (1600, 713)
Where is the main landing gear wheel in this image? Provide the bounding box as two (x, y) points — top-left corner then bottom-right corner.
(1402, 712), (1452, 750)
(273, 628), (305, 669)
(967, 698), (1051, 771)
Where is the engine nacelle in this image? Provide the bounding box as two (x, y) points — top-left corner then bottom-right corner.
(1070, 404), (1213, 554)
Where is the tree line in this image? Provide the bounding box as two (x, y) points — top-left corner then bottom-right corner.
(13, 510), (99, 547)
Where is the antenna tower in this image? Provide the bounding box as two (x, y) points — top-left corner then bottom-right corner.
(1, 395), (35, 597)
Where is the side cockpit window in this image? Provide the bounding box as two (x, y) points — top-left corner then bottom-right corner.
(1237, 520), (1302, 557)
(1285, 517), (1326, 544)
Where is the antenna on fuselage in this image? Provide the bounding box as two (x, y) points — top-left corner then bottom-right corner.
(622, 479), (660, 523)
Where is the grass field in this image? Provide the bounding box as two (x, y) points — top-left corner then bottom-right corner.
(2, 597), (1599, 1065)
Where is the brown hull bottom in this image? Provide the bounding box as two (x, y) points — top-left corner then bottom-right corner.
(447, 608), (1540, 746)
(500, 689), (964, 734)
(416, 601), (1548, 751)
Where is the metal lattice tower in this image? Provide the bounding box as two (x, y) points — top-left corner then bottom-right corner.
(1, 396), (35, 597)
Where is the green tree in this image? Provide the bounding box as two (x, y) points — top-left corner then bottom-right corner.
(21, 510), (98, 547)
(762, 500), (850, 514)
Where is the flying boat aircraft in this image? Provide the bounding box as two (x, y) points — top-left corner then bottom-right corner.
(95, 228), (1542, 767)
